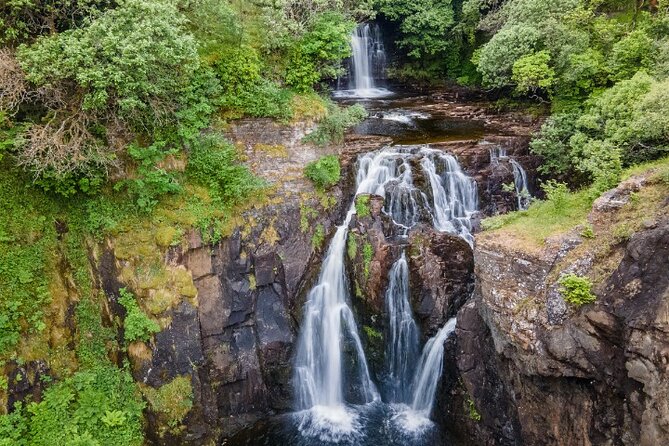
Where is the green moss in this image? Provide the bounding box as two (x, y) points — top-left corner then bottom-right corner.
(362, 242), (373, 279)
(141, 375), (193, 436)
(300, 204), (318, 233)
(311, 224), (325, 249)
(347, 234), (358, 260)
(355, 194), (371, 218)
(304, 155), (341, 189)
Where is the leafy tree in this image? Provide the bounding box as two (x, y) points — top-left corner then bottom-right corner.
(607, 29), (655, 81)
(512, 50), (556, 95)
(286, 11), (355, 91)
(377, 0), (456, 58)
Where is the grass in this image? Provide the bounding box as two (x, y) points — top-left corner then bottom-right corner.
(480, 156), (669, 250)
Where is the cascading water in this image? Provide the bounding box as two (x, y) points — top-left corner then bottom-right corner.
(293, 145), (478, 443)
(384, 252), (420, 403)
(510, 159), (531, 210)
(410, 317), (458, 415)
(293, 206), (379, 440)
(334, 23), (392, 99)
(490, 146), (531, 211)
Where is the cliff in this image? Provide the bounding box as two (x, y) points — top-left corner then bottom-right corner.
(445, 164), (669, 445)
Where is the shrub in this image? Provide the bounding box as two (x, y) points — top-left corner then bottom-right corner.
(186, 134), (263, 204)
(114, 142), (182, 213)
(558, 274), (596, 306)
(304, 104), (367, 146)
(304, 155), (341, 189)
(512, 50), (556, 95)
(118, 288), (160, 343)
(542, 180), (570, 212)
(285, 11), (355, 91)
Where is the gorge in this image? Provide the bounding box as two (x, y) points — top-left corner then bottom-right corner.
(2, 4), (668, 446)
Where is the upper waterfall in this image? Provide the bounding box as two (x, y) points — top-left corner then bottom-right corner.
(334, 23), (393, 99)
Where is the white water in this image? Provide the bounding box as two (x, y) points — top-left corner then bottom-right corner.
(391, 317), (458, 434)
(490, 146), (531, 211)
(294, 145), (477, 440)
(385, 252), (420, 403)
(510, 159), (531, 210)
(375, 110), (431, 125)
(411, 317), (457, 414)
(334, 23), (393, 99)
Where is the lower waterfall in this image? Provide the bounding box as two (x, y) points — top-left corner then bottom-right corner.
(293, 145), (478, 442)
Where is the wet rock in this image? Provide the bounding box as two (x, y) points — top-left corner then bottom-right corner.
(445, 216), (669, 445)
(408, 225), (475, 337)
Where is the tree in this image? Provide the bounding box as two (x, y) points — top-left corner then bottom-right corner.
(512, 50), (556, 95)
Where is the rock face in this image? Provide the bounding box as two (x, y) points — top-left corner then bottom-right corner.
(408, 225), (475, 337)
(441, 176), (669, 446)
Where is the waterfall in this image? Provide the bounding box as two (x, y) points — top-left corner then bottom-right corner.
(410, 318), (457, 415)
(421, 152), (478, 245)
(510, 159), (531, 210)
(384, 252), (420, 403)
(489, 146), (531, 211)
(293, 145), (477, 439)
(334, 23), (392, 99)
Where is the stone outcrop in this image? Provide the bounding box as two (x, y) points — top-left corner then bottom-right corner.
(442, 173), (669, 446)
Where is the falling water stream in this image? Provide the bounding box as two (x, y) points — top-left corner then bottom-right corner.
(334, 23), (393, 99)
(490, 146), (532, 210)
(289, 146), (476, 444)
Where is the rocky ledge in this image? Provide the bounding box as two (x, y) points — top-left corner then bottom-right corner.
(443, 171), (669, 445)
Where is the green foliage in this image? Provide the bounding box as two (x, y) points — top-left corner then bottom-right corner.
(286, 12), (355, 91)
(362, 242), (373, 279)
(363, 325), (382, 340)
(304, 155), (341, 189)
(1, 365), (145, 446)
(118, 288), (160, 344)
(580, 224), (595, 238)
(347, 234), (358, 260)
(467, 397), (482, 422)
(18, 0), (199, 128)
(355, 194), (371, 218)
(558, 273), (596, 306)
(186, 134), (262, 204)
(114, 142), (182, 213)
(311, 224), (325, 249)
(607, 30), (654, 81)
(377, 0), (456, 58)
(542, 180), (570, 212)
(0, 0), (113, 44)
(512, 51), (556, 95)
(212, 45), (293, 120)
(141, 376), (193, 433)
(304, 103), (367, 146)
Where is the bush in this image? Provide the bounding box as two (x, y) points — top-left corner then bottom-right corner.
(285, 11), (355, 91)
(304, 104), (367, 146)
(187, 134), (263, 204)
(542, 180), (570, 212)
(118, 288), (160, 343)
(558, 273), (596, 306)
(512, 50), (556, 95)
(114, 142), (182, 213)
(213, 45), (293, 120)
(304, 155), (341, 189)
